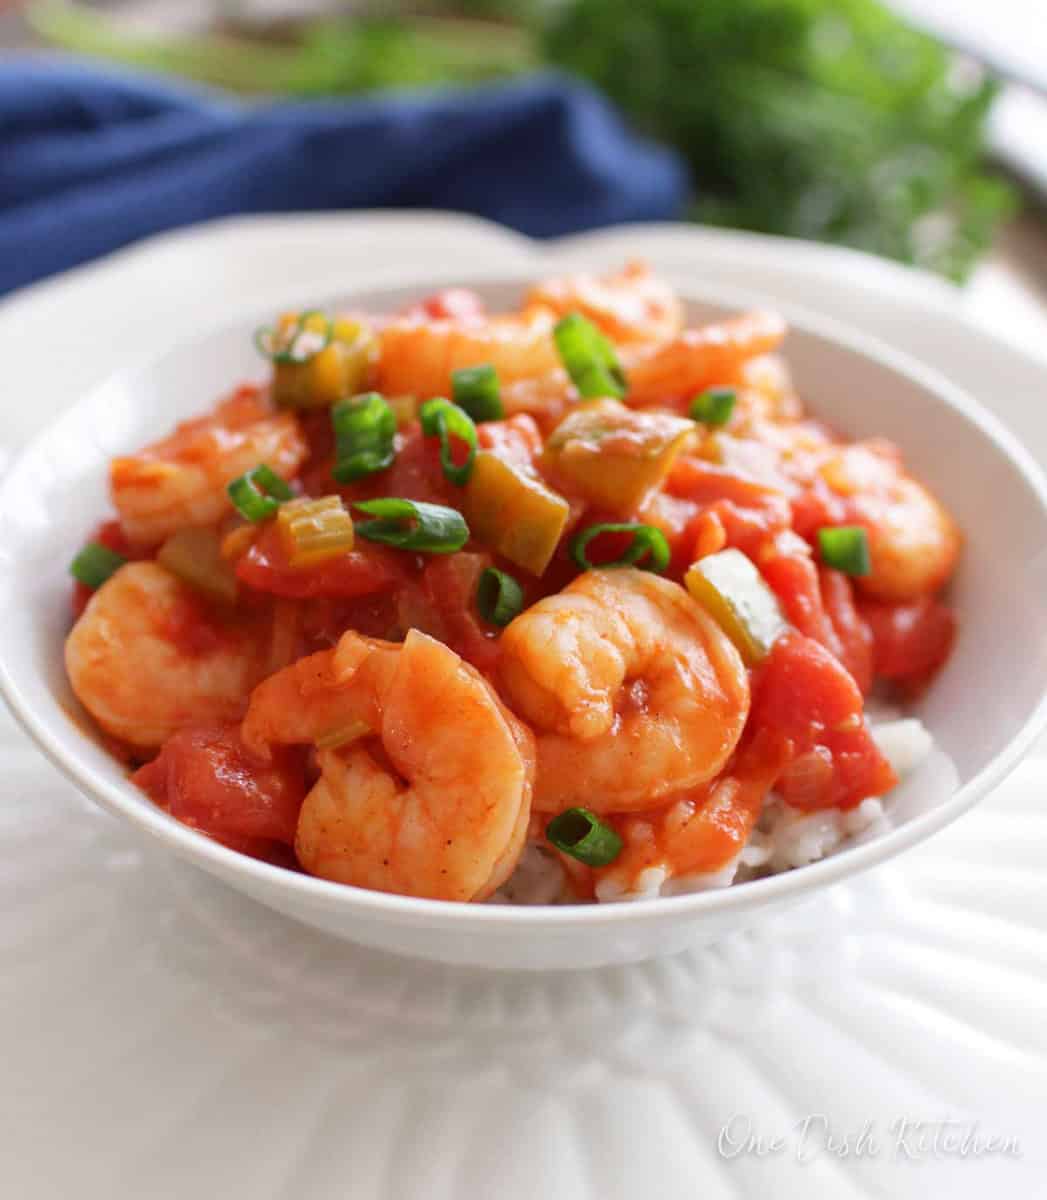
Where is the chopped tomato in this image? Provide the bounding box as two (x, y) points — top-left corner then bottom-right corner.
(690, 508), (728, 560)
(569, 524), (638, 567)
(478, 414), (543, 471)
(420, 553), (501, 674)
(666, 455), (791, 560)
(633, 491), (701, 579)
(752, 630), (863, 738)
(402, 288), (486, 322)
(823, 725), (897, 811)
(751, 630), (896, 809)
(860, 595), (956, 693)
(354, 423), (456, 507)
(818, 567), (874, 695)
(134, 724), (307, 845)
(667, 456), (789, 515)
(760, 532), (838, 648)
(790, 476), (847, 539)
(237, 520), (410, 599)
(707, 495), (791, 559)
(295, 409), (337, 495)
(777, 745), (834, 809)
(757, 534), (872, 693)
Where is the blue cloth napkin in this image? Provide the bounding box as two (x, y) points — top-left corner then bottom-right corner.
(0, 59), (688, 295)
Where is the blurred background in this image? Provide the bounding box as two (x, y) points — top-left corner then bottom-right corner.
(2, 0), (1045, 301)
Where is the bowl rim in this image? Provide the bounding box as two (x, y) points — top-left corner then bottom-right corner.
(3, 265), (1047, 932)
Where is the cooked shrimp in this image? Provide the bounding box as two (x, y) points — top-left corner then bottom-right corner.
(65, 562), (271, 748)
(819, 442), (961, 601)
(524, 260), (682, 345)
(624, 311), (787, 405)
(111, 386), (307, 546)
(593, 731), (789, 900)
(499, 568), (750, 813)
(243, 629), (535, 902)
(731, 353), (804, 424)
(377, 309), (560, 400)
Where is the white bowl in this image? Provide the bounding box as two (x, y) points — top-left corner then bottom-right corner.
(2, 273), (1046, 970)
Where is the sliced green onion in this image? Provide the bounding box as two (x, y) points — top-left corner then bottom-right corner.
(570, 522), (671, 573)
(254, 310), (333, 365)
(689, 387), (736, 426)
(546, 808), (623, 867)
(476, 567), (524, 627)
(331, 392), (396, 483)
(354, 498), (469, 554)
(420, 398), (477, 486)
(227, 464), (294, 522)
(817, 525), (872, 576)
(70, 542), (127, 589)
(452, 364), (503, 422)
(553, 312), (627, 400)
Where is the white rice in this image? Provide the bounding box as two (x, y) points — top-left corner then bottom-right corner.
(491, 716), (936, 905)
(487, 843), (572, 905)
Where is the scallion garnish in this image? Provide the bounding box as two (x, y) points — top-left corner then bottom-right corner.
(420, 398), (477, 486)
(546, 808), (623, 867)
(331, 392), (396, 483)
(254, 310), (333, 365)
(69, 542), (127, 590)
(817, 525), (871, 576)
(354, 498), (469, 554)
(227, 464), (294, 523)
(476, 567), (524, 627)
(452, 364), (503, 422)
(689, 386), (736, 426)
(570, 522), (671, 573)
(553, 312), (627, 400)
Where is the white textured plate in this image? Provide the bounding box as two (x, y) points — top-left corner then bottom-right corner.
(1, 214), (1046, 1197)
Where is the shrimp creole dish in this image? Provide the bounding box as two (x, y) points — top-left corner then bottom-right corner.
(64, 263), (960, 904)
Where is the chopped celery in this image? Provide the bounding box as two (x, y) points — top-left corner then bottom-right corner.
(270, 313), (377, 409)
(277, 495), (354, 567)
(685, 548), (785, 665)
(543, 399), (695, 515)
(157, 527), (238, 604)
(463, 451), (569, 576)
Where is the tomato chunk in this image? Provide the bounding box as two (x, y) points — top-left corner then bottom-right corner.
(421, 552), (502, 674)
(237, 521), (409, 599)
(401, 288), (486, 322)
(134, 723), (307, 845)
(818, 567), (874, 695)
(751, 630), (896, 809)
(478, 414), (543, 471)
(760, 532), (838, 650)
(860, 595), (956, 693)
(753, 630), (863, 738)
(759, 535), (873, 694)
